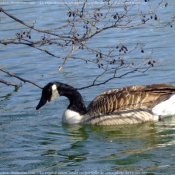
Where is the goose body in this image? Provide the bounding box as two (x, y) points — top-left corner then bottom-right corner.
(36, 82), (175, 125)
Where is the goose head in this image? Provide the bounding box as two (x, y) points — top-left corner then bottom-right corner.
(36, 82), (87, 124)
(36, 82), (87, 114)
(36, 82), (60, 110)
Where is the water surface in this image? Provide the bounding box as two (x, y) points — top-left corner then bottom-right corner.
(1, 1), (175, 174)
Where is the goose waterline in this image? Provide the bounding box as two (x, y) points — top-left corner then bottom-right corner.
(36, 82), (175, 125)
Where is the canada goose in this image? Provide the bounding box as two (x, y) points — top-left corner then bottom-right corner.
(36, 82), (175, 125)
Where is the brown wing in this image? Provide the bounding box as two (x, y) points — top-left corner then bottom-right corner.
(87, 84), (175, 114)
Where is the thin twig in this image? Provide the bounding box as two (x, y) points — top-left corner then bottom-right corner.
(0, 78), (21, 88)
(0, 7), (69, 38)
(0, 68), (43, 89)
(77, 66), (151, 90)
(58, 43), (83, 72)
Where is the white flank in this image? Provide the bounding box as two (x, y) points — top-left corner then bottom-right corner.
(152, 94), (175, 120)
(62, 109), (83, 124)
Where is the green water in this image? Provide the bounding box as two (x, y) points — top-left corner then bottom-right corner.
(1, 114), (175, 174)
(1, 1), (175, 174)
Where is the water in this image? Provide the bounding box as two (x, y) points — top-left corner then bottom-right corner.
(1, 1), (175, 174)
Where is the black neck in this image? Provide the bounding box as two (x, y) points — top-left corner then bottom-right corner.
(55, 82), (87, 114)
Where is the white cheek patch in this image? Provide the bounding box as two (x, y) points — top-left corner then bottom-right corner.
(51, 84), (60, 101)
(52, 84), (57, 91)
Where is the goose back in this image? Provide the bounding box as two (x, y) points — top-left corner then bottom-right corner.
(87, 84), (175, 113)
(83, 84), (175, 125)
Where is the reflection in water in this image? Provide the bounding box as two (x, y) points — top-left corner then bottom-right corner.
(90, 122), (156, 139)
(0, 91), (13, 113)
(1, 112), (175, 173)
(0, 86), (19, 101)
(62, 124), (89, 142)
(42, 117), (175, 173)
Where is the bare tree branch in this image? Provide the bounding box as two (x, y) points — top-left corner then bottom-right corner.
(0, 68), (43, 89)
(0, 78), (21, 88)
(0, 0), (174, 90)
(77, 66), (151, 90)
(0, 7), (69, 38)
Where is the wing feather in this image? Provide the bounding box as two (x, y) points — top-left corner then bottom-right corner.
(87, 84), (175, 114)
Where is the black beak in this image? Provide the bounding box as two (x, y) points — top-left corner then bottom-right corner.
(36, 97), (47, 110)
